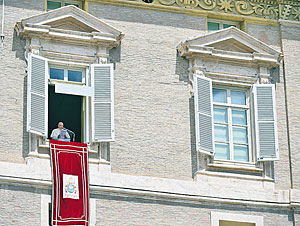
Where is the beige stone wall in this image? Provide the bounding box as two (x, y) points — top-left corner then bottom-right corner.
(247, 23), (291, 190)
(0, 1), (44, 163)
(89, 4), (207, 180)
(0, 1), (300, 225)
(281, 23), (300, 190)
(88, 4), (293, 188)
(0, 184), (41, 226)
(95, 196), (292, 226)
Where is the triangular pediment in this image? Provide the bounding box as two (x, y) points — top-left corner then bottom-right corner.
(207, 38), (257, 54)
(179, 27), (281, 57)
(44, 16), (97, 33)
(18, 5), (122, 36)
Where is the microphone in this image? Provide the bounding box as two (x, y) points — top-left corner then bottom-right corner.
(63, 128), (75, 142)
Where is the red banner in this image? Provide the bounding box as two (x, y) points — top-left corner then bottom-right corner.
(50, 140), (89, 226)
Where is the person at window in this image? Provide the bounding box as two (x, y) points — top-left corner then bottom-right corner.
(50, 122), (70, 141)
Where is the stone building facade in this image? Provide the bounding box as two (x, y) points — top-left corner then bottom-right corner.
(0, 0), (300, 225)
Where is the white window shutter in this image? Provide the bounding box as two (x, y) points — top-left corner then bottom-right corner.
(27, 53), (48, 137)
(91, 64), (114, 142)
(194, 75), (214, 155)
(253, 84), (279, 161)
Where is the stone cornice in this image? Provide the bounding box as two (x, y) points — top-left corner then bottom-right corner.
(0, 158), (299, 209)
(87, 0), (300, 24)
(14, 5), (124, 49)
(15, 22), (122, 47)
(178, 27), (282, 68)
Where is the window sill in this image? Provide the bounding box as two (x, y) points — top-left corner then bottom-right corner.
(27, 151), (111, 166)
(39, 140), (97, 154)
(195, 170), (274, 182)
(207, 159), (263, 173)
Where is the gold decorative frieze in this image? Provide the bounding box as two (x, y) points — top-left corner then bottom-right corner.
(111, 0), (300, 22)
(157, 0), (281, 19)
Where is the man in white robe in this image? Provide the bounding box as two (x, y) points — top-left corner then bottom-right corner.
(50, 122), (70, 140)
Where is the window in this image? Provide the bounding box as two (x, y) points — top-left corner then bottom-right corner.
(211, 212), (264, 226)
(47, 0), (82, 10)
(219, 221), (255, 226)
(193, 76), (279, 162)
(48, 65), (86, 142)
(27, 54), (115, 144)
(207, 19), (239, 31)
(213, 88), (250, 162)
(48, 84), (83, 142)
(49, 66), (85, 83)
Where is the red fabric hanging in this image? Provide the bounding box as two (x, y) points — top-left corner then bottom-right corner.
(50, 140), (89, 226)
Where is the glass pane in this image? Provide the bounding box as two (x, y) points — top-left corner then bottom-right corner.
(214, 125), (228, 142)
(214, 107), (228, 124)
(232, 110), (247, 125)
(231, 90), (246, 105)
(234, 145), (249, 162)
(213, 89), (227, 103)
(65, 3), (79, 7)
(215, 144), (230, 160)
(68, 70), (82, 82)
(47, 1), (62, 10)
(233, 127), (248, 144)
(208, 22), (220, 31)
(223, 24), (236, 29)
(50, 68), (64, 80)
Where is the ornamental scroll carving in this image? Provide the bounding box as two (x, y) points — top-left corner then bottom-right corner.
(155, 0), (300, 21)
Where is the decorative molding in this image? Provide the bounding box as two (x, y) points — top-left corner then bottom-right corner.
(88, 0), (300, 23)
(156, 0), (300, 21)
(178, 27), (282, 67)
(15, 5), (124, 49)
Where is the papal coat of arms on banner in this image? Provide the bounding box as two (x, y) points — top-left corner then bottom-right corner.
(63, 174), (79, 199)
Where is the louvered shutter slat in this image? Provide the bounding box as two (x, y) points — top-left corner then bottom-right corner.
(194, 75), (214, 155)
(27, 54), (48, 137)
(30, 93), (46, 132)
(91, 64), (114, 142)
(94, 66), (111, 101)
(254, 84), (279, 161)
(94, 103), (112, 138)
(199, 114), (213, 152)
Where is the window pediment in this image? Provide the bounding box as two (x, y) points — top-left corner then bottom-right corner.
(15, 5), (124, 46)
(207, 38), (257, 54)
(178, 27), (281, 65)
(44, 16), (98, 33)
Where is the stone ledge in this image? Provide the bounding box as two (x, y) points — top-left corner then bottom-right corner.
(195, 169), (273, 182)
(0, 159), (292, 206)
(207, 161), (263, 173)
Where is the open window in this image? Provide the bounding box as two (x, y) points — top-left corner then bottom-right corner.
(212, 87), (251, 162)
(48, 64), (86, 142)
(16, 4), (123, 160)
(178, 27), (282, 169)
(194, 75), (279, 163)
(27, 53), (114, 144)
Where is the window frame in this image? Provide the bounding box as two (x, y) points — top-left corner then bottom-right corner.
(27, 53), (115, 147)
(212, 85), (253, 163)
(46, 0), (83, 11)
(211, 212), (264, 226)
(48, 64), (86, 84)
(47, 60), (90, 143)
(207, 18), (240, 31)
